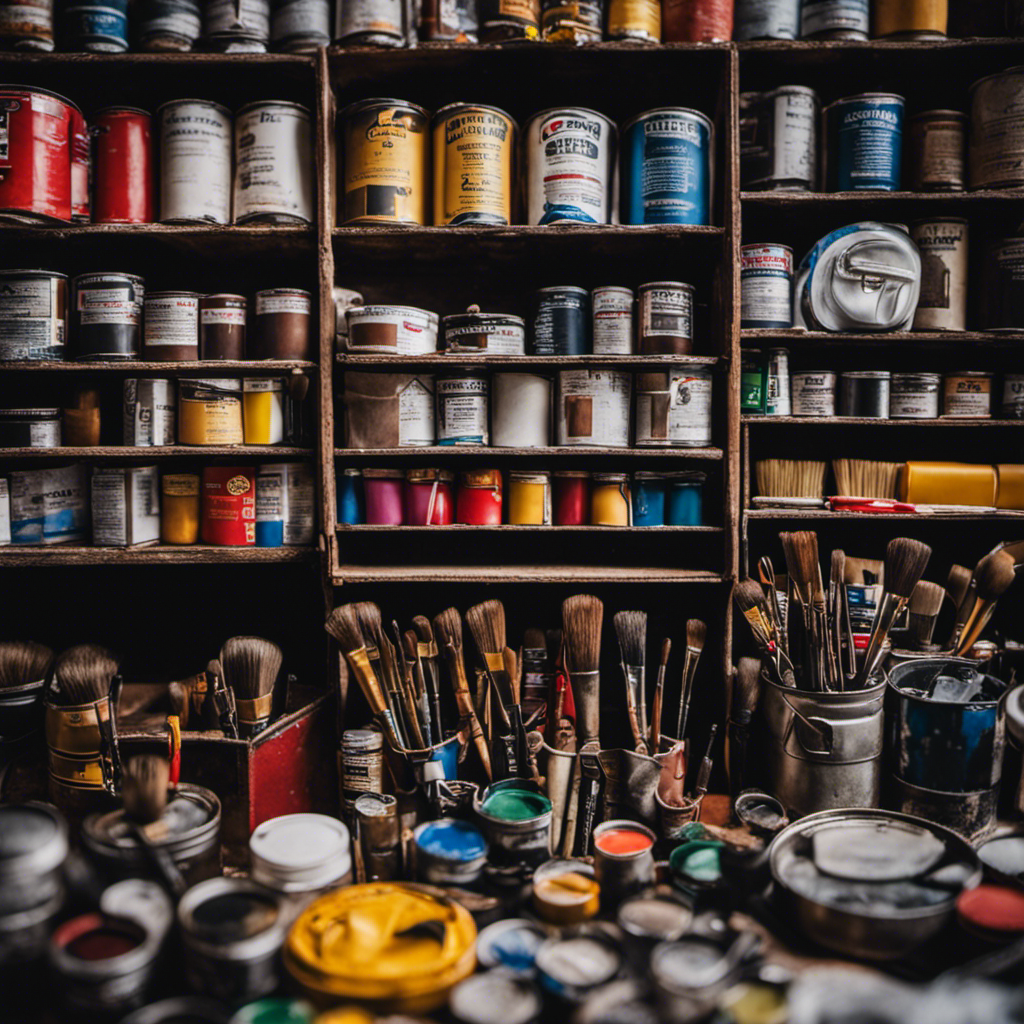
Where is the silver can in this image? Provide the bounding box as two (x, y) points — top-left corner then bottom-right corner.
(592, 286), (634, 355)
(476, 781), (553, 867)
(157, 99), (232, 225)
(766, 347), (790, 416)
(741, 243), (793, 328)
(800, 0), (869, 38)
(270, 0), (330, 49)
(0, 269), (67, 361)
(136, 0), (202, 50)
(124, 379), (176, 446)
(943, 371), (992, 418)
(556, 368), (631, 448)
(839, 370), (891, 418)
(202, 0), (270, 48)
(436, 372), (489, 446)
(890, 372), (940, 419)
(349, 304), (439, 355)
(791, 370), (836, 417)
(334, 0), (409, 44)
(634, 368), (713, 448)
(442, 308), (525, 355)
(739, 86), (818, 191)
(911, 218), (968, 332)
(970, 66), (1024, 190)
(734, 0), (800, 39)
(1002, 374), (1024, 419)
(340, 728), (384, 818)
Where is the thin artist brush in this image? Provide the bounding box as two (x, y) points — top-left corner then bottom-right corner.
(614, 610), (648, 755)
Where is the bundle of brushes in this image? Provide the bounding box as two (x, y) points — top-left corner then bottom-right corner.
(832, 459), (903, 500)
(755, 459), (827, 499)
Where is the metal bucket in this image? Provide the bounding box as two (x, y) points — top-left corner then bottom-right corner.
(761, 674), (887, 817)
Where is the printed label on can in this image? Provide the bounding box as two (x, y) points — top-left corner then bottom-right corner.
(0, 276), (64, 360)
(970, 70), (1024, 189)
(800, 0), (868, 35)
(909, 115), (965, 190)
(256, 292), (310, 316)
(272, 0), (330, 39)
(592, 287), (633, 354)
(740, 88), (817, 190)
(234, 103), (313, 223)
(10, 464), (87, 545)
(434, 106), (514, 225)
(766, 348), (791, 415)
(890, 374), (940, 418)
(398, 376), (435, 446)
(284, 463), (314, 544)
(124, 379), (176, 446)
(557, 369), (631, 447)
(204, 0), (270, 34)
(201, 307), (246, 325)
(256, 469), (282, 523)
(734, 0), (800, 39)
(533, 290), (588, 355)
(77, 286), (139, 326)
(437, 376), (489, 444)
(350, 306), (437, 354)
(828, 96), (904, 191)
(1002, 375), (1024, 418)
(641, 285), (692, 336)
(26, 420), (59, 446)
(607, 0), (660, 38)
(144, 295), (198, 345)
(635, 370), (712, 446)
(0, 3), (53, 31)
(911, 220), (967, 331)
(943, 375), (991, 418)
(159, 101), (232, 224)
(337, 0), (404, 37)
(791, 371), (836, 417)
(445, 321), (525, 354)
(741, 245), (793, 327)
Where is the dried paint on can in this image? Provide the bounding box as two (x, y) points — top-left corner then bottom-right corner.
(91, 107), (154, 224)
(800, 0), (868, 38)
(1001, 375), (1024, 419)
(413, 819), (489, 886)
(540, 0), (603, 42)
(634, 367), (712, 448)
(791, 371), (837, 417)
(135, 0), (202, 50)
(637, 281), (694, 355)
(340, 99), (429, 226)
(346, 305), (439, 355)
(890, 372), (940, 419)
(535, 934), (622, 1002)
(970, 67), (1024, 190)
(0, 270), (67, 361)
(734, 0), (800, 39)
(202, 0), (270, 48)
(987, 239), (1024, 332)
(906, 111), (966, 192)
(341, 729), (384, 818)
(436, 372), (489, 445)
(72, 272), (144, 360)
(739, 86), (818, 191)
(443, 308), (526, 354)
(334, 0), (407, 44)
(824, 93), (905, 192)
(766, 347), (791, 415)
(557, 368), (631, 448)
(533, 286), (589, 355)
(0, 408), (60, 448)
(911, 218), (967, 332)
(123, 379), (176, 446)
(201, 466), (255, 546)
(58, 0), (129, 51)
(433, 103), (516, 226)
(839, 370), (891, 418)
(592, 286), (634, 355)
(662, 0), (732, 40)
(620, 107), (713, 226)
(606, 0), (660, 40)
(0, 0), (54, 48)
(477, 782), (553, 866)
(271, 0), (330, 49)
(478, 0), (539, 39)
(492, 372), (551, 448)
(143, 291), (200, 361)
(741, 244), (793, 328)
(943, 371), (992, 418)
(524, 107), (616, 225)
(873, 0), (947, 38)
(157, 99), (232, 225)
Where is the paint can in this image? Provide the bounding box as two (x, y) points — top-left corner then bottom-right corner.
(157, 99), (232, 224)
(591, 472), (631, 526)
(457, 469), (502, 524)
(637, 281), (694, 355)
(475, 917), (549, 973)
(340, 99), (429, 226)
(524, 107), (615, 225)
(800, 0), (869, 37)
(343, 372), (435, 448)
(741, 244), (793, 328)
(552, 470), (588, 525)
(0, 0), (54, 48)
(535, 933), (622, 1003)
(790, 371), (837, 417)
(592, 287), (633, 355)
(57, 0), (128, 50)
(353, 793), (400, 881)
(911, 218), (967, 331)
(234, 101), (313, 225)
(244, 379), (285, 444)
(492, 372), (551, 448)
(178, 878), (287, 1005)
(347, 304), (439, 354)
(436, 372), (489, 445)
(766, 346), (790, 415)
(363, 468), (405, 525)
(433, 103), (516, 226)
(71, 271), (144, 360)
(252, 288), (312, 360)
(556, 368), (630, 447)
(873, 0), (947, 37)
(124, 378), (176, 446)
(91, 107), (154, 224)
(533, 286), (589, 355)
(970, 67), (1024, 190)
(620, 108), (714, 226)
(540, 0), (602, 41)
(508, 470), (551, 525)
(662, 0), (731, 40)
(143, 290), (200, 361)
(634, 367), (713, 447)
(91, 465), (160, 547)
(450, 973), (542, 1024)
(476, 781), (553, 866)
(135, 0), (202, 49)
(987, 239), (1024, 331)
(890, 372), (941, 419)
(271, 0), (330, 49)
(943, 371), (992, 418)
(606, 0), (660, 39)
(121, 1000), (229, 1023)
(334, 0), (408, 44)
(276, 466), (316, 544)
(632, 472), (666, 526)
(201, 466), (255, 545)
(667, 471), (704, 525)
(250, 814), (352, 897)
(0, 479), (10, 545)
(202, 0), (270, 48)
(0, 408), (59, 447)
(0, 87), (74, 223)
(839, 370), (891, 418)
(413, 819), (489, 886)
(739, 86), (818, 192)
(906, 110), (966, 192)
(9, 463), (87, 544)
(0, 269), (67, 361)
(341, 729), (384, 817)
(179, 378), (243, 444)
(824, 94), (905, 192)
(404, 468), (455, 525)
(337, 467), (364, 525)
(1002, 375), (1024, 419)
(592, 820), (655, 905)
(420, 0), (478, 39)
(443, 307), (526, 354)
(201, 294), (247, 360)
(69, 104), (89, 223)
(734, 0), (800, 38)
(741, 348), (765, 413)
(478, 0), (539, 39)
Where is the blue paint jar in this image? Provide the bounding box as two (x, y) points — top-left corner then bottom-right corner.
(255, 466), (284, 548)
(337, 467), (364, 525)
(824, 93), (905, 192)
(413, 818), (488, 886)
(632, 472), (667, 526)
(58, 0), (129, 50)
(666, 472), (704, 525)
(620, 107), (714, 226)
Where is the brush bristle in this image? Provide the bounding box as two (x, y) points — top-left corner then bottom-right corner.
(411, 615), (434, 644)
(122, 754), (170, 825)
(909, 580), (945, 618)
(975, 550), (1018, 601)
(613, 611), (647, 666)
(562, 595), (603, 673)
(686, 618), (707, 651)
(465, 600), (506, 658)
(884, 538), (933, 599)
(781, 531), (820, 594)
(206, 658), (223, 685)
(325, 604), (365, 653)
(220, 637), (282, 699)
(660, 637), (672, 665)
(433, 607), (464, 652)
(733, 658), (763, 715)
(0, 641), (54, 689)
(354, 602), (385, 651)
(946, 564), (973, 609)
(53, 644), (118, 705)
(732, 578), (768, 614)
(523, 628), (546, 650)
(830, 549), (846, 588)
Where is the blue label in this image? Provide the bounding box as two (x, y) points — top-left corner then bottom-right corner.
(829, 98), (903, 191)
(66, 4), (129, 42)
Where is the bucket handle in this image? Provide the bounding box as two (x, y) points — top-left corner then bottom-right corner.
(780, 694), (834, 756)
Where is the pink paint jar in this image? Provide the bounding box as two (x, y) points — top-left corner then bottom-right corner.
(363, 468), (405, 525)
(404, 468), (455, 525)
(457, 469), (503, 525)
(553, 470), (590, 526)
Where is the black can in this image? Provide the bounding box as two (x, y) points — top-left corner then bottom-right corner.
(134, 0), (202, 50)
(986, 239), (1024, 331)
(839, 371), (890, 418)
(532, 286), (589, 355)
(71, 272), (144, 360)
(0, 408), (61, 448)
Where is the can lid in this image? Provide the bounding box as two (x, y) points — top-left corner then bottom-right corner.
(552, 470), (590, 480)
(236, 100), (311, 118)
(640, 281), (693, 291)
(230, 998), (316, 1024)
(147, 290), (201, 299)
(93, 106), (152, 117)
(536, 286), (588, 296)
(0, 269), (68, 279)
(361, 468), (404, 480)
(432, 102), (518, 133)
(475, 918), (548, 973)
(667, 471), (707, 484)
(634, 471), (667, 482)
(535, 933), (622, 991)
(156, 98), (231, 118)
(591, 472), (630, 484)
(617, 895), (693, 941)
(353, 792), (397, 817)
(509, 471), (551, 484)
(460, 468), (502, 487)
(342, 727), (382, 749)
(177, 877), (286, 954)
(841, 371), (891, 380)
(202, 293), (247, 304)
(414, 819), (488, 862)
(340, 97), (429, 121)
(250, 813), (352, 893)
(0, 407), (60, 417)
(449, 973), (542, 1024)
(181, 377), (243, 391)
(341, 468), (362, 478)
(0, 802), (68, 878)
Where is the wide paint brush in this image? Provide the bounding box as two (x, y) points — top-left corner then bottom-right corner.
(121, 753), (186, 896)
(412, 615), (445, 740)
(907, 580), (945, 648)
(727, 658), (762, 797)
(355, 602), (409, 747)
(614, 610), (648, 755)
(220, 637), (282, 738)
(955, 550), (1018, 655)
(562, 595), (603, 745)
(676, 618), (706, 741)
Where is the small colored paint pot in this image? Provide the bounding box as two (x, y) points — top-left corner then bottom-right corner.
(456, 469), (503, 525)
(427, 732), (460, 779)
(592, 820), (656, 907)
(337, 468), (364, 524)
(632, 472), (666, 526)
(667, 472), (705, 526)
(552, 470), (589, 526)
(404, 468), (455, 525)
(249, 814), (352, 897)
(532, 871), (601, 926)
(668, 839), (724, 888)
(413, 819), (489, 886)
(535, 932), (623, 1003)
(590, 473), (631, 526)
(475, 918), (547, 974)
(477, 781), (553, 867)
(363, 468), (404, 525)
(231, 999), (316, 1024)
(508, 470), (551, 525)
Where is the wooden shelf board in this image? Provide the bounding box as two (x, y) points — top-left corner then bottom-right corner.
(335, 446), (724, 459)
(332, 564), (729, 583)
(742, 416), (1023, 427)
(1, 446), (314, 458)
(338, 353), (722, 367)
(737, 37), (1024, 53)
(0, 545), (318, 565)
(0, 52), (314, 65)
(745, 508), (1024, 521)
(741, 190), (1024, 204)
(1, 360), (317, 373)
(740, 330), (1024, 343)
(0, 223), (314, 238)
(333, 224), (724, 241)
(329, 40), (734, 55)
(337, 524), (722, 532)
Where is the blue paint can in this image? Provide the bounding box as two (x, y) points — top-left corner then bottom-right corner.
(58, 0), (129, 50)
(620, 107), (714, 226)
(666, 472), (704, 525)
(632, 472), (666, 526)
(337, 467), (364, 524)
(413, 818), (489, 886)
(800, 0), (869, 39)
(734, 0), (800, 39)
(825, 93), (905, 192)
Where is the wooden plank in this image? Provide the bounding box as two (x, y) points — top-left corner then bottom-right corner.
(0, 546), (318, 565)
(338, 354), (721, 367)
(0, 446), (314, 457)
(333, 565), (729, 583)
(0, 360), (316, 373)
(337, 524), (724, 532)
(334, 446), (725, 459)
(742, 416), (1024, 428)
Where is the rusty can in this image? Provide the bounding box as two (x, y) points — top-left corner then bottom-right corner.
(0, 0), (54, 48)
(202, 0), (270, 49)
(200, 294), (247, 360)
(541, 0), (603, 42)
(91, 107), (154, 224)
(662, 0), (732, 40)
(970, 67), (1024, 190)
(433, 103), (516, 226)
(606, 0), (660, 39)
(478, 0), (540, 39)
(873, 0), (947, 37)
(334, 0), (409, 44)
(135, 0), (202, 50)
(637, 282), (694, 355)
(906, 110), (966, 192)
(143, 291), (200, 361)
(157, 99), (232, 225)
(800, 0), (868, 37)
(911, 218), (968, 332)
(271, 0), (330, 49)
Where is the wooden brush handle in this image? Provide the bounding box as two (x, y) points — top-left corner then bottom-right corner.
(444, 643), (492, 780)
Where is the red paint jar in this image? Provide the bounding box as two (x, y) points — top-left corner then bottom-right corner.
(457, 469), (502, 525)
(91, 107), (154, 224)
(70, 103), (90, 223)
(405, 468), (455, 525)
(662, 0), (733, 40)
(201, 465), (256, 545)
(553, 470), (589, 525)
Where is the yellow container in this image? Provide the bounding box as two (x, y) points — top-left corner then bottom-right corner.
(508, 470), (551, 525)
(899, 462), (997, 506)
(243, 378), (285, 445)
(45, 696), (111, 790)
(532, 871), (601, 925)
(997, 465), (1024, 510)
(178, 378), (243, 446)
(591, 472), (632, 525)
(161, 473), (200, 544)
(873, 0), (947, 37)
(607, 0), (661, 40)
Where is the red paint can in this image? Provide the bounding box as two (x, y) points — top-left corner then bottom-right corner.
(456, 469), (502, 525)
(201, 465), (256, 545)
(91, 107), (154, 224)
(662, 0), (733, 40)
(0, 87), (74, 223)
(70, 103), (89, 222)
(553, 469), (589, 525)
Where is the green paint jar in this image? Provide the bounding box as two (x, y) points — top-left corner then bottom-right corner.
(231, 999), (316, 1024)
(476, 780), (553, 867)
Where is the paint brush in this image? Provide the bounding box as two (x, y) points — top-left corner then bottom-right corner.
(947, 564), (973, 617)
(561, 595), (603, 744)
(758, 556), (786, 655)
(121, 753), (186, 896)
(355, 602), (409, 747)
(220, 637), (282, 739)
(676, 618), (706, 741)
(956, 550), (1018, 655)
(650, 638), (671, 752)
(395, 625), (426, 749)
(727, 658), (762, 797)
(614, 610), (648, 755)
(404, 628), (433, 747)
(829, 549), (847, 687)
(412, 615), (445, 740)
(52, 644), (118, 705)
(732, 579), (796, 687)
(908, 581), (946, 648)
(466, 600), (520, 776)
(781, 531), (825, 691)
(0, 641), (53, 693)
(206, 658), (237, 738)
(692, 723), (718, 804)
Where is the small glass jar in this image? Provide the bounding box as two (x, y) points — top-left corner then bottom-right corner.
(161, 473), (200, 544)
(632, 472), (667, 526)
(508, 470), (551, 525)
(666, 472), (705, 526)
(363, 468), (404, 525)
(404, 468), (455, 525)
(591, 473), (631, 526)
(456, 469), (502, 525)
(337, 468), (364, 525)
(552, 470), (589, 526)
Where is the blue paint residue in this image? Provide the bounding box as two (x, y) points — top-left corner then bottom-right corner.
(417, 819), (487, 860)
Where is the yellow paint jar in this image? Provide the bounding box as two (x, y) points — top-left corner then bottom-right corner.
(508, 470), (551, 525)
(161, 473), (200, 544)
(590, 472), (632, 525)
(873, 0), (947, 37)
(532, 871), (601, 925)
(178, 378), (243, 446)
(243, 378), (285, 445)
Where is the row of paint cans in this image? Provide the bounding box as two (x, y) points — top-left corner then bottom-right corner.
(339, 99), (714, 226)
(736, 0), (949, 42)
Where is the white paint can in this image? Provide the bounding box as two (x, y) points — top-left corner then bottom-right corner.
(436, 372), (489, 446)
(557, 369), (630, 447)
(634, 367), (713, 447)
(90, 465), (160, 547)
(346, 304), (439, 355)
(157, 99), (232, 224)
(124, 378), (176, 446)
(492, 372), (551, 448)
(592, 286), (634, 354)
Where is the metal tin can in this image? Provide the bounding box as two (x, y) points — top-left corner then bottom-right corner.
(143, 290), (200, 361)
(1003, 374), (1024, 419)
(433, 103), (516, 226)
(451, 972), (542, 1024)
(741, 244), (793, 328)
(552, 470), (589, 526)
(456, 468), (503, 525)
(201, 465), (255, 545)
(943, 371), (992, 418)
(0, 0), (54, 48)
(592, 286), (634, 354)
(252, 288), (312, 360)
(557, 368), (631, 448)
(970, 67), (1024, 190)
(524, 107), (616, 225)
(334, 0), (408, 44)
(824, 93), (905, 192)
(353, 793), (400, 881)
(0, 408), (60, 447)
(839, 370), (891, 418)
(911, 218), (968, 331)
(0, 269), (67, 361)
(766, 346), (790, 415)
(492, 372), (551, 448)
(71, 271), (144, 360)
(271, 0), (330, 49)
(58, 0), (128, 50)
(250, 813), (351, 895)
(591, 471), (631, 525)
(337, 467), (364, 525)
(890, 372), (940, 418)
(363, 468), (404, 525)
(800, 0), (868, 38)
(347, 304), (439, 354)
(413, 819), (489, 886)
(124, 378), (176, 446)
(606, 0), (660, 39)
(200, 293), (247, 360)
(443, 307), (526, 354)
(634, 368), (713, 447)
(987, 238), (1024, 331)
(478, 0), (540, 39)
(734, 0), (800, 38)
(404, 467), (455, 524)
(69, 104), (89, 222)
(541, 0), (603, 42)
(791, 371), (837, 417)
(135, 0), (202, 49)
(592, 819), (656, 905)
(533, 286), (589, 355)
(739, 86), (818, 192)
(341, 729), (385, 818)
(91, 107), (154, 224)
(420, 0), (478, 39)
(535, 933), (622, 1002)
(620, 107), (714, 226)
(662, 0), (732, 40)
(632, 471), (666, 526)
(179, 378), (243, 445)
(202, 0), (270, 48)
(90, 465), (160, 547)
(244, 379), (285, 445)
(873, 0), (947, 37)
(10, 464), (87, 544)
(257, 462), (313, 545)
(741, 348), (765, 412)
(157, 99), (232, 224)
(508, 470), (552, 525)
(234, 101), (313, 225)
(477, 781), (553, 866)
(437, 372), (489, 445)
(637, 281), (694, 355)
(0, 87), (75, 223)
(906, 110), (966, 192)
